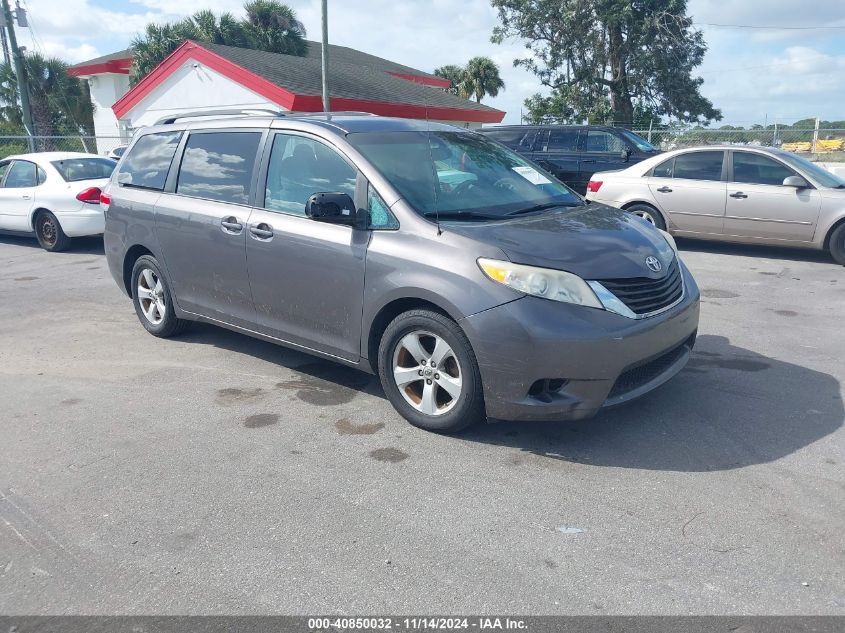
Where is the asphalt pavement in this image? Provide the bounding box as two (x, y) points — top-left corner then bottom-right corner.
(0, 233), (843, 614)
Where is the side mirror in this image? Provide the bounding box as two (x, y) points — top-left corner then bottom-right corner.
(782, 175), (810, 189)
(305, 192), (360, 227)
(620, 148), (632, 162)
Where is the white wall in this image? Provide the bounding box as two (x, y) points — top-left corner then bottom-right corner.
(122, 62), (286, 129)
(87, 73), (130, 153)
(817, 162), (845, 179)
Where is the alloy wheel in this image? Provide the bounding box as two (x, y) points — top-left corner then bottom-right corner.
(136, 268), (166, 325)
(392, 330), (463, 416)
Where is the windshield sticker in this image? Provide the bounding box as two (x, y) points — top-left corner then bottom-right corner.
(512, 165), (551, 185)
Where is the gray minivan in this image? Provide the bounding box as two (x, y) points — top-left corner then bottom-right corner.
(103, 112), (700, 433)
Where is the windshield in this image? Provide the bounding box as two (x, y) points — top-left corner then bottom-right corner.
(777, 151), (845, 188)
(51, 157), (116, 182)
(619, 129), (657, 153)
(347, 131), (583, 220)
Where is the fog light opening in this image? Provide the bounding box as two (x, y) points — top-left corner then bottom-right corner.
(528, 378), (569, 402)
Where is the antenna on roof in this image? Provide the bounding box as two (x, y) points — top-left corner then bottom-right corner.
(320, 0), (330, 115)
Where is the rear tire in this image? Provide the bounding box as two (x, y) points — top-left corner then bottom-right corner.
(131, 255), (190, 338)
(34, 211), (70, 252)
(378, 309), (485, 434)
(828, 223), (845, 266)
(626, 203), (667, 231)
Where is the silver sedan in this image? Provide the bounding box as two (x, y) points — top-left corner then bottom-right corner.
(585, 145), (845, 264)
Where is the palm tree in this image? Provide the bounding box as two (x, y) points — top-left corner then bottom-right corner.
(462, 57), (505, 103)
(244, 0), (307, 55)
(434, 64), (466, 95)
(131, 1), (307, 84)
(0, 53), (94, 150)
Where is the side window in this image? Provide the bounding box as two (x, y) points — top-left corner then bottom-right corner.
(117, 131), (182, 191)
(547, 129), (579, 152)
(652, 157), (674, 178)
(37, 167), (47, 185)
(0, 161), (9, 183)
(3, 160), (37, 188)
(368, 185), (399, 230)
(176, 132), (262, 204)
(264, 133), (357, 216)
(585, 130), (626, 153)
(672, 151), (724, 181)
(732, 152), (795, 186)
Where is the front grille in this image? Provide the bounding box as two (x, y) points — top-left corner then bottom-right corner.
(598, 258), (683, 316)
(607, 340), (690, 400)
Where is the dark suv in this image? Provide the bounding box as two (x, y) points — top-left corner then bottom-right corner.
(479, 125), (660, 193)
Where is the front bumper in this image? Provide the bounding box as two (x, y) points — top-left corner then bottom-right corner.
(55, 207), (105, 237)
(461, 261), (700, 422)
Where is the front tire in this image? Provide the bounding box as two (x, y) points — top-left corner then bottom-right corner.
(828, 223), (845, 266)
(131, 255), (190, 338)
(34, 211), (70, 252)
(378, 309), (485, 433)
(626, 203), (667, 231)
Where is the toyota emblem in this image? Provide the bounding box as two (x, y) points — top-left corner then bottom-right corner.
(645, 256), (662, 273)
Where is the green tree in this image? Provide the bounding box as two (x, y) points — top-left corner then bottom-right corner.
(0, 52), (95, 150)
(131, 1), (306, 83)
(433, 57), (505, 103)
(491, 0), (721, 127)
(462, 56), (505, 103)
(434, 64), (467, 95)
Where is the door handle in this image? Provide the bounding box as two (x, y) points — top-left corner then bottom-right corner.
(582, 159), (596, 164)
(729, 192), (748, 199)
(656, 186), (672, 193)
(249, 223), (274, 240)
(220, 216), (243, 234)
(22, 195), (32, 200)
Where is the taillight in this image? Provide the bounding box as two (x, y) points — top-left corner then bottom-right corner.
(586, 180), (603, 193)
(99, 192), (112, 211)
(76, 187), (102, 204)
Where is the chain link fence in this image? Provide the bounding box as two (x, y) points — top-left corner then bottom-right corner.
(0, 136), (125, 159)
(631, 128), (845, 162)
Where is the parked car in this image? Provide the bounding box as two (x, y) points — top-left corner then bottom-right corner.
(103, 113), (699, 433)
(584, 146), (845, 264)
(479, 124), (660, 193)
(0, 152), (117, 251)
(108, 145), (128, 161)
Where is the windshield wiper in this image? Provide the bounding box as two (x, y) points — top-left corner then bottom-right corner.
(423, 211), (502, 221)
(506, 201), (579, 216)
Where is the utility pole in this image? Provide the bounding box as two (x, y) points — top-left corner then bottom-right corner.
(1, 0), (33, 151)
(320, 0), (330, 113)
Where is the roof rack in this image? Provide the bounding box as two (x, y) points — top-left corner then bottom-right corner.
(154, 109), (378, 126)
(155, 108), (285, 125)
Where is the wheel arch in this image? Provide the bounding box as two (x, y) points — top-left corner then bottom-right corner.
(621, 200), (670, 228)
(29, 207), (54, 231)
(123, 244), (155, 298)
(822, 215), (845, 252)
(365, 296), (457, 372)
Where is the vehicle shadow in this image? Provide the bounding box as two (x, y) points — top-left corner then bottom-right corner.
(178, 322), (387, 400)
(0, 233), (105, 255)
(461, 334), (843, 472)
(676, 237), (836, 264)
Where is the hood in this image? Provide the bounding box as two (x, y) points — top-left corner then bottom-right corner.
(445, 203), (675, 280)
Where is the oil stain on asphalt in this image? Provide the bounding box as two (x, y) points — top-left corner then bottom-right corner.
(276, 362), (371, 406)
(216, 387), (264, 405)
(244, 413), (279, 428)
(336, 418), (384, 435)
(14, 276), (39, 282)
(368, 447), (408, 463)
(774, 310), (799, 317)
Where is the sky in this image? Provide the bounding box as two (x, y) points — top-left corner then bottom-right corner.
(11, 0), (845, 128)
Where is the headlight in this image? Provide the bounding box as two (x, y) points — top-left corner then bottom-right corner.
(478, 258), (603, 308)
(658, 228), (678, 254)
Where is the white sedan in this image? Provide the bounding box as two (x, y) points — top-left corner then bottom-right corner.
(585, 145), (845, 264)
(0, 151), (116, 251)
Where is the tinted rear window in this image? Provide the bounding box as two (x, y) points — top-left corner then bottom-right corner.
(51, 158), (116, 182)
(484, 129), (536, 150)
(673, 151), (724, 181)
(117, 132), (182, 190)
(176, 131), (262, 204)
